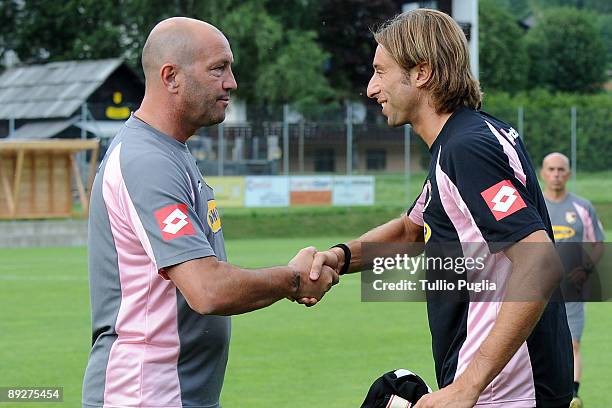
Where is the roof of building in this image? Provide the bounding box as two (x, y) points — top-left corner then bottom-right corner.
(0, 58), (125, 120)
(9, 117), (79, 139)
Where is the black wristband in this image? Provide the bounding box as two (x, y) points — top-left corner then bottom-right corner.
(331, 243), (351, 275)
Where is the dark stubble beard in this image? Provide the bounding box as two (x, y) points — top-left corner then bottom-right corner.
(182, 72), (226, 128)
(185, 90), (225, 128)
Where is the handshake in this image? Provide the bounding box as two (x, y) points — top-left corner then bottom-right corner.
(286, 246), (345, 307)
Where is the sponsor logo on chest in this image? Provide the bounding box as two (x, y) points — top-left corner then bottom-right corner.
(553, 225), (576, 240)
(207, 200), (222, 233)
(424, 221), (432, 244)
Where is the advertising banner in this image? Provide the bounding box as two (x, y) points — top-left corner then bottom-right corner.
(205, 177), (245, 207)
(245, 176), (290, 207)
(289, 176), (333, 206)
(332, 176), (375, 206)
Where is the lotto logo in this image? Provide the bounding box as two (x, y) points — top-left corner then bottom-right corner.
(480, 180), (526, 220)
(155, 204), (195, 240)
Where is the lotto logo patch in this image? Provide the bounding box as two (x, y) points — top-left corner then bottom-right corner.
(480, 180), (526, 220)
(155, 203), (195, 240)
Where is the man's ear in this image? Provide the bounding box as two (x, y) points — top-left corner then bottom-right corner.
(160, 63), (180, 93)
(414, 62), (432, 88)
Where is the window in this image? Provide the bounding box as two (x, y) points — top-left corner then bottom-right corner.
(314, 149), (335, 172)
(366, 149), (386, 171)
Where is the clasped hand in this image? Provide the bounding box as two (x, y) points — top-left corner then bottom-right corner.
(287, 247), (342, 306)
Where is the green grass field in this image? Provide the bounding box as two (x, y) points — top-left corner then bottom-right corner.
(1, 237), (612, 407)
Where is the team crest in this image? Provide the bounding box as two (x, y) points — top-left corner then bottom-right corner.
(207, 200), (222, 233)
(565, 211), (577, 224)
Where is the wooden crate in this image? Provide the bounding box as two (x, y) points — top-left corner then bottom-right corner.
(0, 140), (99, 219)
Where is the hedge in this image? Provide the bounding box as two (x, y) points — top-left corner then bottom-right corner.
(481, 90), (612, 171)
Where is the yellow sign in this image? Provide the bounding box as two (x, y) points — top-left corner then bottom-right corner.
(105, 91), (130, 119)
(207, 200), (222, 233)
(424, 222), (432, 243)
(206, 177), (245, 207)
(553, 225), (575, 240)
(113, 91), (122, 104)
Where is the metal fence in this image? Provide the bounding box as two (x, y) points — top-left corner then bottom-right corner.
(189, 103), (612, 187)
(189, 103), (425, 176)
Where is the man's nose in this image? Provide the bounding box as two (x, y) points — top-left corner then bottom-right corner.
(366, 74), (379, 99)
(224, 68), (237, 91)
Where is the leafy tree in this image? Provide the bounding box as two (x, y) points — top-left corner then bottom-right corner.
(483, 90), (612, 171)
(595, 13), (612, 68)
(525, 7), (606, 93)
(9, 0), (124, 64)
(0, 0), (19, 67)
(3, 0), (334, 110)
(256, 30), (335, 114)
(531, 0), (612, 13)
(266, 0), (322, 31)
(316, 0), (400, 98)
(487, 0), (531, 19)
(479, 0), (529, 93)
(218, 0), (334, 110)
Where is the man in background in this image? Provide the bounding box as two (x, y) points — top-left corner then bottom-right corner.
(541, 152), (605, 408)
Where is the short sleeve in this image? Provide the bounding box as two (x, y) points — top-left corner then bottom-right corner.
(443, 139), (546, 252)
(119, 149), (216, 272)
(407, 180), (429, 227)
(588, 203), (606, 242)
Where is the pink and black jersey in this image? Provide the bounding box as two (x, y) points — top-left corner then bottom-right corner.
(83, 115), (229, 408)
(407, 107), (573, 407)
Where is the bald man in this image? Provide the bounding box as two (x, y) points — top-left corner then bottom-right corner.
(82, 18), (338, 408)
(541, 152), (605, 408)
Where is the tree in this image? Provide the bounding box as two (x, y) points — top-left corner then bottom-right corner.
(3, 0), (334, 111)
(9, 1), (125, 64)
(0, 0), (19, 68)
(513, 0), (612, 72)
(525, 8), (606, 93)
(488, 0), (531, 19)
(316, 0), (401, 99)
(256, 30), (335, 114)
(266, 0), (323, 31)
(479, 0), (529, 93)
(531, 0), (612, 13)
(595, 13), (612, 68)
(218, 0), (334, 111)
